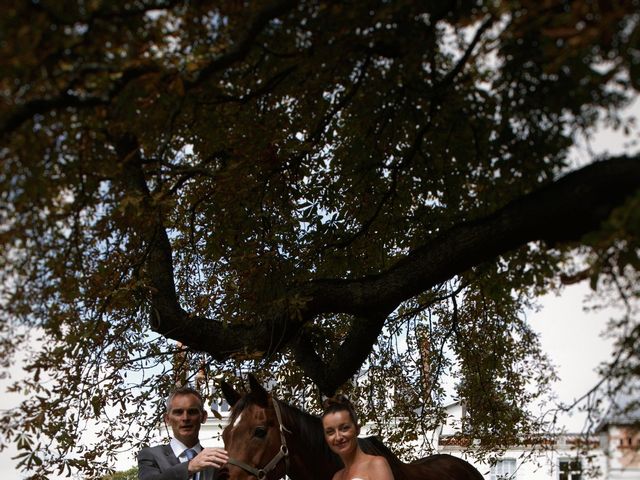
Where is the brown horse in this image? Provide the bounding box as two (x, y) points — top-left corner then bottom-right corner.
(218, 375), (485, 480)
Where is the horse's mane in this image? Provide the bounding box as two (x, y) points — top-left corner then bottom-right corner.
(278, 399), (342, 467)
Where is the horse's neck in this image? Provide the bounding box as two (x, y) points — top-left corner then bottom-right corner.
(289, 452), (339, 480)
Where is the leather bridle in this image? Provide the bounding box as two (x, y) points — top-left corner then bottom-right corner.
(227, 398), (291, 480)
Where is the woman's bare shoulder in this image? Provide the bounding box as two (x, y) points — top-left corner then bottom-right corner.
(368, 454), (391, 467)
(371, 455), (389, 466)
(366, 454), (393, 479)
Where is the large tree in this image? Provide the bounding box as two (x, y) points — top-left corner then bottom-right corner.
(1, 0), (639, 476)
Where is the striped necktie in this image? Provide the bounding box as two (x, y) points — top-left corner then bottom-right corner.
(185, 448), (200, 480)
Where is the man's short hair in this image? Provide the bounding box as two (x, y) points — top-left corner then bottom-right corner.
(165, 386), (205, 412)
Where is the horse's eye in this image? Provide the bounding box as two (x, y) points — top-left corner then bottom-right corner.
(254, 426), (267, 438)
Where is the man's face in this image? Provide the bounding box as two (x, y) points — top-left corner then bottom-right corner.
(165, 393), (208, 447)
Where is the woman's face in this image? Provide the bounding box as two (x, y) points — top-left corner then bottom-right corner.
(322, 409), (359, 457)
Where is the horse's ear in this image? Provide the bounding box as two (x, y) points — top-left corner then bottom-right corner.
(220, 381), (242, 407)
(248, 373), (269, 405)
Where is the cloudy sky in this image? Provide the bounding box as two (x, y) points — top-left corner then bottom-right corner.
(527, 283), (619, 433)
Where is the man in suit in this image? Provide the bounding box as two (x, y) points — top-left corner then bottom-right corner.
(138, 386), (229, 480)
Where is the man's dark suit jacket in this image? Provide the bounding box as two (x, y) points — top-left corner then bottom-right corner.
(138, 444), (215, 480)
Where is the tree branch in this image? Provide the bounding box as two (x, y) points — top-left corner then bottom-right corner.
(113, 134), (187, 328)
(436, 14), (495, 90)
(1, 0), (297, 136)
(0, 64), (160, 135)
(293, 313), (388, 395)
(136, 155), (639, 387)
(190, 0), (299, 89)
(301, 156), (640, 317)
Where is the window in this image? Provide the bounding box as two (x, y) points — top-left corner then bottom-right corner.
(559, 459), (582, 480)
(490, 458), (516, 480)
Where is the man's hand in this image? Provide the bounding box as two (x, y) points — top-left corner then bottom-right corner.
(187, 447), (229, 472)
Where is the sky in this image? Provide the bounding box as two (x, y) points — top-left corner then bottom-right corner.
(526, 283), (619, 433)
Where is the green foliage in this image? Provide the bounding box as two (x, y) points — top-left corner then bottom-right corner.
(0, 0), (639, 477)
(102, 467), (138, 480)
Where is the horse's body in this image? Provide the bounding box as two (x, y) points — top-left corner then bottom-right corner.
(220, 376), (484, 480)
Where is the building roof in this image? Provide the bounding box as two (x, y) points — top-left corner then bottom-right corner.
(596, 385), (640, 431)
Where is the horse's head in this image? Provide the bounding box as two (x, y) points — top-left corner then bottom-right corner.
(219, 375), (289, 480)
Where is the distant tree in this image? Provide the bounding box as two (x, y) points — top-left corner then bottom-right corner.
(0, 0), (639, 477)
(102, 467), (138, 480)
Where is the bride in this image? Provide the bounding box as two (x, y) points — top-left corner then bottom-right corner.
(322, 396), (394, 480)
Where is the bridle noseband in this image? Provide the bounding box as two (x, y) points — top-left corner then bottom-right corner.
(227, 398), (291, 479)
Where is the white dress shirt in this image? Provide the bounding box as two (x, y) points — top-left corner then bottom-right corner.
(169, 438), (210, 479)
